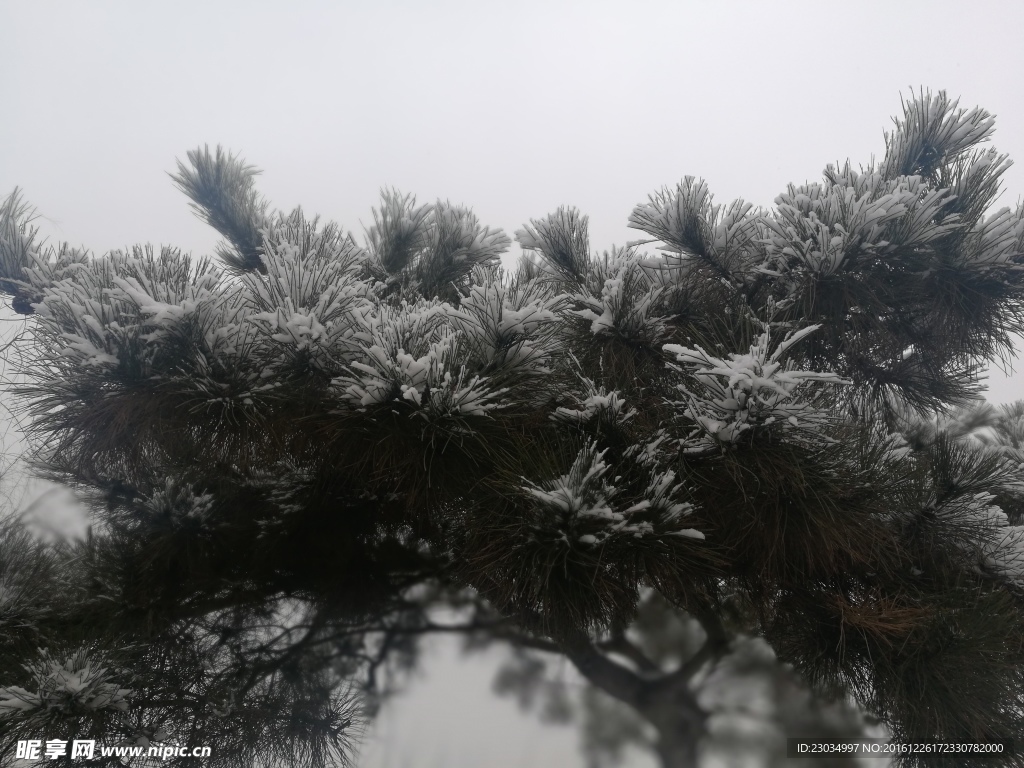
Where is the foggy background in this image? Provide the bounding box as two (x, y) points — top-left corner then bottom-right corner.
(2, 2), (1023, 766)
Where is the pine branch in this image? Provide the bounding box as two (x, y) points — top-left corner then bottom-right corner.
(170, 145), (270, 272)
(0, 188), (42, 314)
(882, 89), (996, 180)
(562, 635), (648, 711)
(515, 206), (591, 284)
(601, 630), (662, 676)
(670, 609), (731, 684)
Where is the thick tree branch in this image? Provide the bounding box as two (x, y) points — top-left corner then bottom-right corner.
(669, 608), (731, 686)
(599, 630), (662, 676)
(562, 634), (648, 711)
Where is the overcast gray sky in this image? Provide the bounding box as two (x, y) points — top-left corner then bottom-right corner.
(2, 2), (1024, 766)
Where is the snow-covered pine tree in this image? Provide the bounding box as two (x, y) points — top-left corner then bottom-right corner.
(2, 90), (1024, 768)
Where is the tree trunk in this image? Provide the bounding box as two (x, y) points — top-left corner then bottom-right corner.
(654, 731), (701, 768)
(565, 638), (709, 768)
(644, 687), (708, 768)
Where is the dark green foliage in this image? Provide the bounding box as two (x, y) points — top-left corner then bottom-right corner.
(2, 89), (1024, 767)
